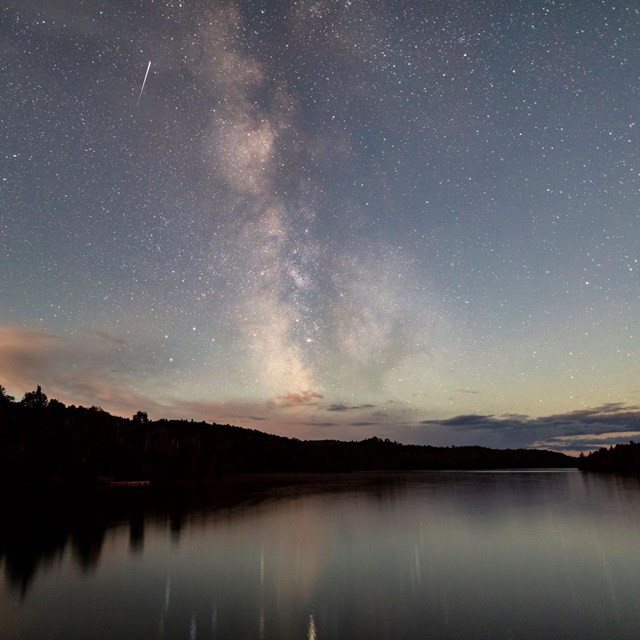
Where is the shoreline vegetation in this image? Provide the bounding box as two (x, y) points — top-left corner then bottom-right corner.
(0, 384), (582, 492)
(575, 441), (640, 474)
(0, 385), (636, 599)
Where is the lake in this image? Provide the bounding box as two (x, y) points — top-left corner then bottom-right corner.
(2, 469), (640, 639)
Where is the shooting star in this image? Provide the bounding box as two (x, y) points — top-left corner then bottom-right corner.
(136, 61), (151, 107)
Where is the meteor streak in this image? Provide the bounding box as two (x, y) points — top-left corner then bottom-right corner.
(136, 61), (151, 107)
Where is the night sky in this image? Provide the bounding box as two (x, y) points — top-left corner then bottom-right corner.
(2, 0), (639, 452)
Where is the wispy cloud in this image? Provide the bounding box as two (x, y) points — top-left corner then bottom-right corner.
(0, 325), (166, 414)
(0, 326), (63, 390)
(301, 422), (340, 427)
(327, 403), (376, 412)
(273, 390), (325, 408)
(94, 331), (127, 346)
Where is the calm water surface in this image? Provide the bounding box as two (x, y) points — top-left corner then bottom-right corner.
(2, 469), (640, 639)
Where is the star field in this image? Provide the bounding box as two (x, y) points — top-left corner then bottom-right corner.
(1, 0), (639, 452)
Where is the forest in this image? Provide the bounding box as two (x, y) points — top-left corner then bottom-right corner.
(0, 385), (575, 490)
(576, 441), (640, 474)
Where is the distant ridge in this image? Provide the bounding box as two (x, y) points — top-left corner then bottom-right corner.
(0, 385), (574, 489)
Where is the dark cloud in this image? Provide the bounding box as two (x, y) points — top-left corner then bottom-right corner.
(327, 403), (376, 412)
(421, 414), (494, 427)
(227, 414), (268, 422)
(420, 404), (640, 452)
(302, 422), (339, 427)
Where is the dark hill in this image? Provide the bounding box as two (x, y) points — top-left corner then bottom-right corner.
(0, 386), (574, 489)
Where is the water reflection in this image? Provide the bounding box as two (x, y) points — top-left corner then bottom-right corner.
(3, 471), (640, 639)
(308, 613), (317, 640)
(0, 476), (313, 597)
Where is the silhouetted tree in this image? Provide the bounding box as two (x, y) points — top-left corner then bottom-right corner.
(48, 398), (66, 412)
(21, 385), (48, 409)
(578, 441), (640, 474)
(0, 382), (575, 489)
(132, 411), (149, 424)
(0, 385), (15, 405)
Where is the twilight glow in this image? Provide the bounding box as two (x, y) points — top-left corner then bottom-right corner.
(1, 0), (639, 452)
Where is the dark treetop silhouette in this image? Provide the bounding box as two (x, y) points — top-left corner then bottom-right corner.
(0, 385), (574, 490)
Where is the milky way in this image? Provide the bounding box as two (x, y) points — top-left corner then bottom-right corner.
(1, 1), (639, 451)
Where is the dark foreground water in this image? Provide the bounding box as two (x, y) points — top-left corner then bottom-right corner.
(2, 469), (640, 640)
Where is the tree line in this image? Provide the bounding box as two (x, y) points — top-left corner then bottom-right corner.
(0, 385), (574, 489)
(577, 441), (640, 474)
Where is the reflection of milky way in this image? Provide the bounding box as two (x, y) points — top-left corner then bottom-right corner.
(1, 0), (639, 451)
